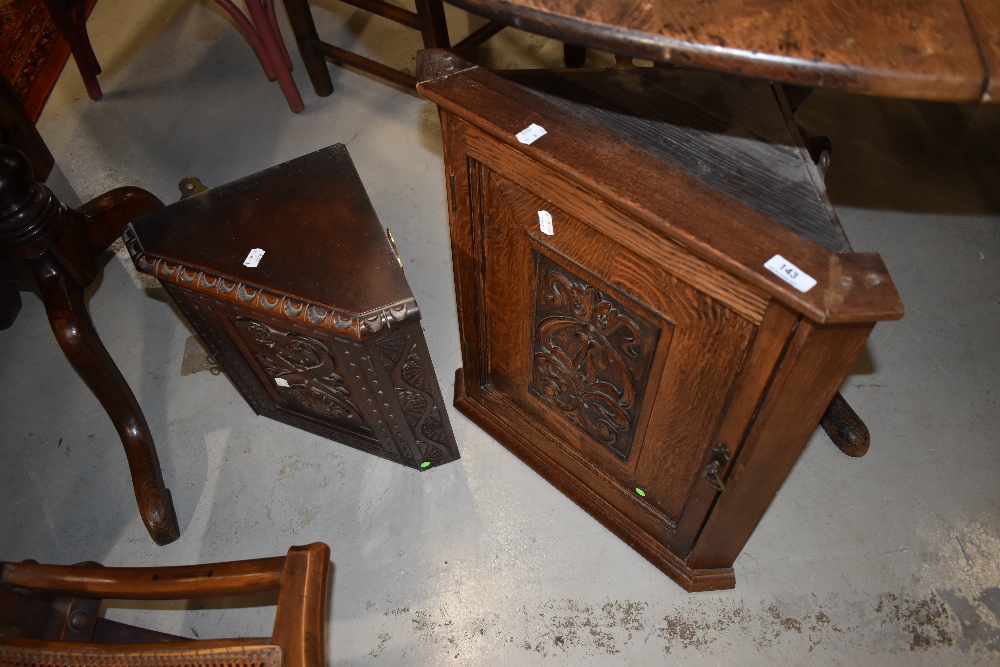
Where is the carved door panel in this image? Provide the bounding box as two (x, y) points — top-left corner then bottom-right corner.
(229, 316), (371, 432)
(474, 163), (760, 530)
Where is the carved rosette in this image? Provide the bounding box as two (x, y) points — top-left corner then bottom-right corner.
(531, 254), (658, 461)
(377, 331), (452, 463)
(235, 318), (367, 429)
(123, 224), (417, 341)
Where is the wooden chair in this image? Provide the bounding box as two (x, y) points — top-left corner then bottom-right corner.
(281, 0), (504, 94)
(42, 0), (307, 112)
(43, 0), (103, 101)
(0, 542), (330, 667)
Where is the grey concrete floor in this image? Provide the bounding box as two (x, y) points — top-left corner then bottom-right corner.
(1, 1), (999, 664)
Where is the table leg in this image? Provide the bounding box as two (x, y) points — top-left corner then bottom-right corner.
(0, 275), (20, 331)
(43, 0), (103, 101)
(215, 0), (304, 112)
(28, 252), (180, 545)
(821, 391), (870, 457)
(1, 146), (179, 545)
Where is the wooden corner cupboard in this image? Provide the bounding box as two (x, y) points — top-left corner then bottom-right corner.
(417, 51), (904, 591)
(125, 145), (460, 470)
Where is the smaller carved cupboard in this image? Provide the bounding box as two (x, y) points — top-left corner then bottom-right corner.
(418, 52), (903, 590)
(125, 145), (459, 469)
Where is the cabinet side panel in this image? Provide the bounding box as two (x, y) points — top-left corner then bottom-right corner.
(372, 322), (462, 465)
(163, 284), (276, 417)
(687, 320), (874, 569)
(668, 301), (799, 555)
(440, 114), (486, 401)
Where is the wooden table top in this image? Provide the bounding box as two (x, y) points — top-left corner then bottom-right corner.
(448, 0), (998, 103)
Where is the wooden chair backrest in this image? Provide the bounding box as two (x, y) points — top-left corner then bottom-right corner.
(0, 543), (330, 667)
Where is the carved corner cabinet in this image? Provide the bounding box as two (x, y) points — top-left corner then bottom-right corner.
(418, 51), (903, 590)
(125, 145), (459, 470)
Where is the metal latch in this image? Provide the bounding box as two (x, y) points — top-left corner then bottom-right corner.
(700, 443), (731, 492)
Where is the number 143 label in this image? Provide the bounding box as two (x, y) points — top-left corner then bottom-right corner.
(764, 254), (817, 293)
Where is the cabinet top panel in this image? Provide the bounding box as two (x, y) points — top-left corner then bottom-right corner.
(498, 67), (850, 254)
(127, 145), (415, 323)
(419, 52), (903, 324)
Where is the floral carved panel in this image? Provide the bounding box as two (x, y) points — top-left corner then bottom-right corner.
(530, 252), (660, 462)
(377, 330), (454, 465)
(234, 318), (369, 432)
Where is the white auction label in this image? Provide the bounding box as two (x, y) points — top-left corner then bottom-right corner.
(275, 377), (290, 387)
(516, 123), (547, 145)
(243, 248), (265, 267)
(764, 254), (817, 293)
(538, 210), (554, 236)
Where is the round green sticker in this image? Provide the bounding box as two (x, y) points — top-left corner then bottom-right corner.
(635, 488), (646, 497)
(421, 461), (431, 468)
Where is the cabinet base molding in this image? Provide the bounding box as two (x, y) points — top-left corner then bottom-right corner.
(455, 370), (736, 592)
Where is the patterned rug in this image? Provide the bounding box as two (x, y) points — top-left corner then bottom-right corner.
(1, 0), (95, 122)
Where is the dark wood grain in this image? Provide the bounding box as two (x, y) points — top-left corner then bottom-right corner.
(0, 77), (54, 180)
(130, 145), (412, 324)
(128, 145), (460, 470)
(443, 0), (994, 103)
(0, 146), (178, 546)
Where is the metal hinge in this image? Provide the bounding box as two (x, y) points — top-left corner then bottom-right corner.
(178, 176), (209, 200)
(386, 229), (402, 267)
(700, 443), (731, 492)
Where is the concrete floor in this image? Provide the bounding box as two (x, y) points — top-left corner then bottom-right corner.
(1, 1), (998, 664)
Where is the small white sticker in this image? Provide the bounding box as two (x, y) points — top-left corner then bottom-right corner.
(275, 377), (290, 387)
(244, 248), (265, 267)
(516, 123), (547, 145)
(538, 210), (554, 236)
(765, 254), (817, 293)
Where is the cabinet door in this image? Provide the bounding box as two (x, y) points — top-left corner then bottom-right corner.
(467, 152), (771, 544)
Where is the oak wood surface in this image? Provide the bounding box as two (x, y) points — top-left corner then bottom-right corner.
(1, 557), (285, 600)
(454, 371), (739, 591)
(418, 53), (904, 325)
(666, 301), (799, 556)
(0, 544), (330, 667)
(498, 69), (851, 252)
(687, 322), (875, 569)
(474, 164), (761, 524)
(442, 0), (995, 102)
(424, 53), (903, 590)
